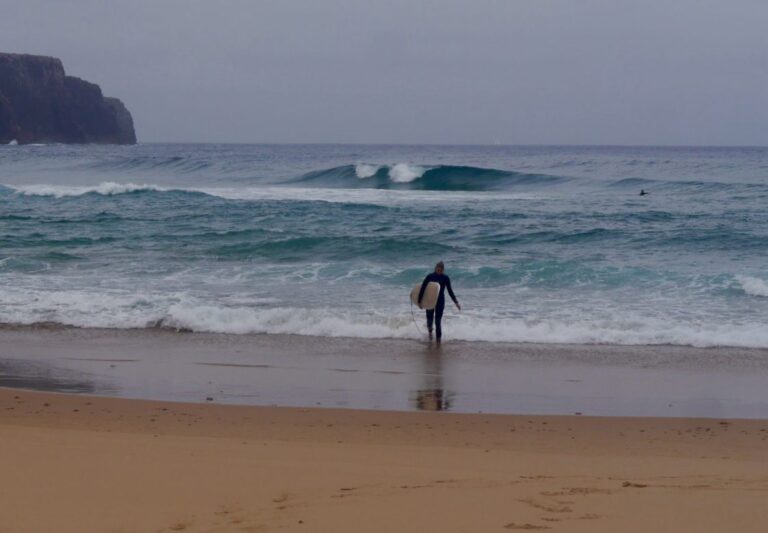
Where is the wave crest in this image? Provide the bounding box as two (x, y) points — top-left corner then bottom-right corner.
(354, 164), (381, 179)
(388, 163), (426, 183)
(4, 299), (768, 348)
(296, 164), (566, 191)
(10, 182), (169, 198)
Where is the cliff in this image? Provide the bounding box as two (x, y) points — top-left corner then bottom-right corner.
(0, 53), (136, 144)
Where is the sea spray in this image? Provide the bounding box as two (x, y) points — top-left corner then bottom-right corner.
(354, 163), (381, 179)
(736, 276), (768, 297)
(388, 163), (426, 183)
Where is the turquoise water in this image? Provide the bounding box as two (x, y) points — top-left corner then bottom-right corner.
(1, 143), (768, 347)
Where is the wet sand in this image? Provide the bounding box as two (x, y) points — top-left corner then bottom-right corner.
(2, 387), (767, 532)
(2, 326), (768, 417)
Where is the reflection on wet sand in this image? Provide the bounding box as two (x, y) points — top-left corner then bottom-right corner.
(413, 345), (453, 411)
(0, 358), (105, 395)
(4, 327), (768, 417)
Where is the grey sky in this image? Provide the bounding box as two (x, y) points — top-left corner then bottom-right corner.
(1, 0), (766, 145)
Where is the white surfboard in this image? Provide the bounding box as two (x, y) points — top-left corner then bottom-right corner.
(410, 281), (441, 310)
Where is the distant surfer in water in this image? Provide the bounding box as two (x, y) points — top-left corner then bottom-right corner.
(418, 261), (460, 343)
(640, 189), (649, 196)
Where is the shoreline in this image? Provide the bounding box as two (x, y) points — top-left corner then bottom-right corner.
(2, 326), (768, 418)
(6, 319), (768, 352)
(0, 328), (768, 419)
(4, 321), (768, 352)
(2, 387), (767, 532)
(4, 385), (768, 436)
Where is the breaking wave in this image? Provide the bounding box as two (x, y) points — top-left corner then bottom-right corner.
(3, 295), (768, 348)
(354, 164), (381, 178)
(388, 163), (426, 183)
(2, 163), (570, 198)
(0, 182), (546, 207)
(7, 182), (171, 197)
(737, 276), (768, 297)
(297, 164), (567, 190)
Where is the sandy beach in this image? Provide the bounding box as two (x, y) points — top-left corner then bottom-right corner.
(2, 387), (767, 532)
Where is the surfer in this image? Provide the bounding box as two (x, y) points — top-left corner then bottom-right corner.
(640, 189), (649, 196)
(418, 261), (460, 343)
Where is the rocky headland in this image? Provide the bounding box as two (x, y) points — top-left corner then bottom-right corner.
(0, 52), (136, 144)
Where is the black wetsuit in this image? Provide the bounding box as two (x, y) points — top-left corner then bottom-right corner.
(418, 273), (458, 340)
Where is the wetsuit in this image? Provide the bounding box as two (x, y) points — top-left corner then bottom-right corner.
(417, 272), (458, 340)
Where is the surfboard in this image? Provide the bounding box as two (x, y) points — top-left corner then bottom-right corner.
(410, 281), (441, 310)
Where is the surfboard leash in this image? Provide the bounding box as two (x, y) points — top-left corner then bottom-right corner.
(410, 300), (423, 336)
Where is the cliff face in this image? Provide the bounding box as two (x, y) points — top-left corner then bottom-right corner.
(0, 53), (136, 144)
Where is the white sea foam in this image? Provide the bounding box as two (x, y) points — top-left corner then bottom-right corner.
(354, 164), (381, 179)
(736, 275), (768, 297)
(388, 163), (426, 183)
(162, 304), (414, 338)
(2, 286), (768, 348)
(156, 308), (768, 348)
(12, 182), (169, 197)
(3, 182), (542, 206)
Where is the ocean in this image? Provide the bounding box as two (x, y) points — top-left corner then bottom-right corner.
(1, 143), (767, 348)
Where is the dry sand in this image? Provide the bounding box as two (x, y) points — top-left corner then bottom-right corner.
(1, 387), (767, 533)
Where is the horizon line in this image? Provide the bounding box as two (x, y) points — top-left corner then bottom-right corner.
(131, 141), (768, 149)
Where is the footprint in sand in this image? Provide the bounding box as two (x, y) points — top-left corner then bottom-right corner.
(517, 498), (572, 513)
(214, 505), (241, 516)
(503, 523), (550, 530)
(332, 487), (359, 498)
(272, 492), (296, 509)
(541, 486), (613, 497)
(272, 492), (294, 504)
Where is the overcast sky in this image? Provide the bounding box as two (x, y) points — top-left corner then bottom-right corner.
(1, 1), (766, 145)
